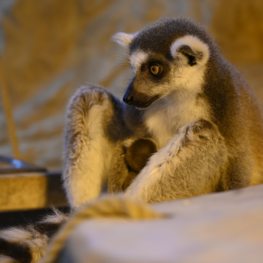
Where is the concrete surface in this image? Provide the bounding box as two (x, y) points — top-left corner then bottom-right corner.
(59, 184), (263, 263)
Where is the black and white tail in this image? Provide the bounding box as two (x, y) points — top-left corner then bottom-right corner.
(0, 209), (68, 263)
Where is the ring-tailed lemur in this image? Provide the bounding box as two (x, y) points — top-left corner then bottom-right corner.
(1, 18), (263, 263)
(63, 18), (263, 207)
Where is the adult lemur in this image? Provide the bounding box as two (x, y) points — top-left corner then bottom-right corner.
(63, 18), (263, 207)
(1, 18), (263, 263)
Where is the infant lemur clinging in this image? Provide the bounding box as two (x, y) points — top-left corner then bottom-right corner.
(63, 18), (263, 208)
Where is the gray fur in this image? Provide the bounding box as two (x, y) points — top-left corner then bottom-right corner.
(62, 18), (263, 207)
(0, 209), (68, 263)
(128, 119), (228, 203)
(129, 18), (216, 57)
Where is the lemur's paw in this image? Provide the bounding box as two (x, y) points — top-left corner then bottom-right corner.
(185, 119), (222, 143)
(68, 84), (111, 116)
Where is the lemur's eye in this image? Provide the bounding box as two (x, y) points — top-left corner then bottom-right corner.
(149, 64), (162, 76)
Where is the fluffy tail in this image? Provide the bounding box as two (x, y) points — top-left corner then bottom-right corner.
(0, 209), (68, 263)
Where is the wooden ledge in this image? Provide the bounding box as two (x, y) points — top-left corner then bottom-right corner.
(0, 172), (68, 212)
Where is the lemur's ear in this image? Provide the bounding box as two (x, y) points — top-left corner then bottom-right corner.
(170, 35), (210, 66)
(111, 32), (137, 48)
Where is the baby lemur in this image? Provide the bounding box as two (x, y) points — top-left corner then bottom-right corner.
(123, 138), (157, 190)
(63, 18), (263, 207)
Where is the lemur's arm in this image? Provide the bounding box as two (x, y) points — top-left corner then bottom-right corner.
(125, 119), (228, 203)
(63, 84), (130, 208)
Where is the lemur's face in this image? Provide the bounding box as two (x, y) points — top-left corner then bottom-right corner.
(123, 50), (173, 109)
(112, 20), (210, 109)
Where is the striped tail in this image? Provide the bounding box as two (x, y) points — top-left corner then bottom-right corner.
(0, 209), (68, 263)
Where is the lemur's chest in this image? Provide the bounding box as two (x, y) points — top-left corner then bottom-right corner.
(143, 94), (208, 149)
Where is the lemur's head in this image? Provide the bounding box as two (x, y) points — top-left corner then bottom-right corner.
(112, 18), (212, 109)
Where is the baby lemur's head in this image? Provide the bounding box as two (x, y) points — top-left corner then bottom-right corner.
(125, 138), (157, 172)
(123, 138), (157, 190)
(112, 18), (213, 109)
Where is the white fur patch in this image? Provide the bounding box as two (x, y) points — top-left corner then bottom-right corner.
(144, 90), (209, 149)
(130, 50), (148, 73)
(40, 208), (68, 224)
(0, 228), (32, 242)
(0, 255), (15, 263)
(122, 138), (137, 148)
(156, 35), (211, 102)
(111, 32), (137, 48)
(25, 227), (48, 263)
(170, 35), (210, 66)
(0, 227), (48, 263)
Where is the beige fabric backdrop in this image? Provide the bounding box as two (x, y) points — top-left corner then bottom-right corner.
(0, 0), (263, 170)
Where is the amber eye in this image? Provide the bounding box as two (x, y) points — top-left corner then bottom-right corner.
(150, 64), (162, 76)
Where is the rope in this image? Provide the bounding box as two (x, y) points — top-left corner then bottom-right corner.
(40, 194), (165, 263)
(0, 55), (21, 159)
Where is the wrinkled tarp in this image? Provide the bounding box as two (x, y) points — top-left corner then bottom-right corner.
(0, 0), (263, 170)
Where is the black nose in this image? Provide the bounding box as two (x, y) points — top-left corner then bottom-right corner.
(123, 94), (133, 105)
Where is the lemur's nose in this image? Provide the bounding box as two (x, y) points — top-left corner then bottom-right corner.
(123, 94), (133, 105)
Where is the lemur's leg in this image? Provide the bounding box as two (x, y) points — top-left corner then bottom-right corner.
(63, 85), (129, 208)
(125, 119), (228, 203)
